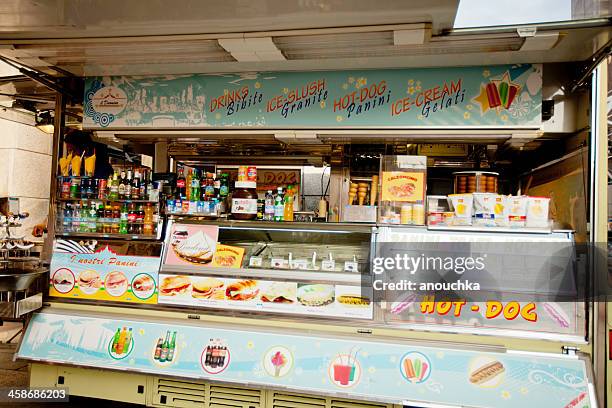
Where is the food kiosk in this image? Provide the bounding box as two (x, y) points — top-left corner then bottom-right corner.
(14, 61), (606, 408)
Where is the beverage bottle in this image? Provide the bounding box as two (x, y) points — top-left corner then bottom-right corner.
(109, 171), (119, 200)
(70, 178), (79, 199)
(89, 202), (98, 232)
(154, 337), (163, 360)
(111, 205), (120, 234)
(143, 203), (154, 235)
(139, 170), (147, 199)
(190, 170), (200, 202)
(264, 190), (274, 221)
(72, 203), (81, 232)
(118, 171), (127, 199)
(274, 187), (284, 222)
(80, 178), (88, 199)
(132, 171), (141, 200)
(127, 203), (136, 234)
(112, 328), (121, 353)
(86, 178), (94, 199)
(124, 328), (133, 352)
(62, 203), (72, 233)
(185, 170), (192, 202)
(125, 169), (133, 198)
(160, 331), (170, 362)
(147, 171), (155, 201)
(176, 169), (186, 200)
(79, 202), (89, 232)
(219, 173), (229, 198)
(61, 177), (71, 199)
(119, 203), (128, 234)
(104, 204), (113, 233)
(167, 331), (177, 362)
(205, 177), (215, 199)
(205, 339), (212, 366)
(284, 185), (294, 222)
(98, 178), (107, 200)
(96, 203), (104, 233)
(136, 204), (145, 234)
(116, 327), (127, 354)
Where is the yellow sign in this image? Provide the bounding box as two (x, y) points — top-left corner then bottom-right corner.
(381, 171), (425, 202)
(211, 244), (245, 268)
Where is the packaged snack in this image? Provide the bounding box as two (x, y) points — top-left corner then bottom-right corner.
(473, 193), (496, 226)
(492, 195), (507, 226)
(447, 194), (473, 225)
(507, 196), (528, 227)
(526, 196), (550, 228)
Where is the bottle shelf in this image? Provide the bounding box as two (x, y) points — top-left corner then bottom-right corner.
(57, 197), (159, 204)
(56, 231), (160, 241)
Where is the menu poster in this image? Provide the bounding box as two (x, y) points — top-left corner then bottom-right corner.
(49, 239), (161, 304)
(380, 171), (425, 202)
(157, 274), (373, 320)
(164, 224), (219, 267)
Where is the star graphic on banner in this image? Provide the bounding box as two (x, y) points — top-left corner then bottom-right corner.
(472, 84), (491, 115)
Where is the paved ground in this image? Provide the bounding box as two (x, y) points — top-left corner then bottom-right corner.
(0, 322), (141, 407)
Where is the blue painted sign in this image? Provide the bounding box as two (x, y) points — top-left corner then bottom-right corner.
(84, 65), (542, 129)
(18, 312), (593, 407)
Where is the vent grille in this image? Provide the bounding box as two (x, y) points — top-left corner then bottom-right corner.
(268, 391), (395, 408)
(154, 378), (262, 408)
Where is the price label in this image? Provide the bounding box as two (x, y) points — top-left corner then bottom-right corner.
(291, 260), (308, 270)
(321, 260), (336, 271)
(249, 256), (263, 267)
(344, 261), (359, 273)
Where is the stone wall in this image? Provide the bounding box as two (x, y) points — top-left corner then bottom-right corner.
(0, 116), (52, 242)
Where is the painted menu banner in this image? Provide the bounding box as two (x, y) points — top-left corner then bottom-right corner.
(18, 312), (593, 408)
(84, 65), (542, 129)
(163, 224), (219, 267)
(158, 274), (373, 319)
(49, 239), (162, 304)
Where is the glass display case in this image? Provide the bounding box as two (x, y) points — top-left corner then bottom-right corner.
(158, 219), (375, 320)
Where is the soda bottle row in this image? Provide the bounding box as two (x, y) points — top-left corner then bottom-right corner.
(111, 327), (133, 356)
(153, 331), (177, 363)
(60, 168), (158, 202)
(203, 339), (228, 369)
(175, 169), (229, 202)
(57, 201), (157, 236)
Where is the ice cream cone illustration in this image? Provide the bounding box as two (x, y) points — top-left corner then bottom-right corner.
(271, 351), (287, 377)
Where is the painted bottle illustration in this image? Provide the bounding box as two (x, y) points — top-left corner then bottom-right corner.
(124, 328), (133, 352)
(204, 339), (227, 370)
(154, 337), (163, 360)
(111, 328), (121, 353)
(159, 331), (170, 362)
(116, 326), (127, 354)
(167, 331), (177, 362)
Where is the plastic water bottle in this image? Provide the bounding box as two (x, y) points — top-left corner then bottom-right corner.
(264, 190), (274, 221)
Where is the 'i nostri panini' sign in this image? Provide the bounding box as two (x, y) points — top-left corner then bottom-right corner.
(84, 64), (541, 129)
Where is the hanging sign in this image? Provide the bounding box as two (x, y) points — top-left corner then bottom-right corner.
(83, 64), (542, 129)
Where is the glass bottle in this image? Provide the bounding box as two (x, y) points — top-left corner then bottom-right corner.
(176, 169), (186, 200)
(283, 185), (294, 222)
(143, 203), (154, 235)
(119, 202), (128, 234)
(111, 205), (120, 234)
(118, 171), (127, 199)
(274, 187), (284, 222)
